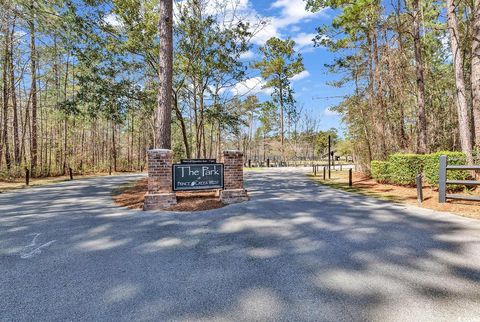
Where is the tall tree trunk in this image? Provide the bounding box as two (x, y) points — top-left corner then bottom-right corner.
(412, 0), (428, 153)
(353, 61), (373, 164)
(209, 123), (214, 158)
(448, 0), (474, 164)
(2, 15), (11, 170)
(199, 91), (206, 158)
(395, 0), (408, 150)
(130, 113), (134, 170)
(48, 127), (52, 176)
(137, 125), (142, 169)
(366, 31), (386, 159)
(9, 18), (20, 166)
(112, 122), (117, 172)
(62, 117), (67, 174)
(279, 86), (284, 161)
(263, 131), (266, 162)
(29, 4), (38, 174)
(371, 28), (387, 159)
(156, 0), (173, 149)
(472, 0), (480, 149)
(216, 121), (221, 158)
(202, 121), (206, 158)
(173, 91), (190, 158)
(80, 127), (85, 171)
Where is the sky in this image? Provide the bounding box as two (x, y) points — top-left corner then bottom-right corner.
(227, 0), (347, 133)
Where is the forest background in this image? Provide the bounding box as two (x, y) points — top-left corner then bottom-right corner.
(0, 0), (478, 179)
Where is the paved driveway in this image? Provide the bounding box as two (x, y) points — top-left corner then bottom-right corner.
(1, 168), (480, 321)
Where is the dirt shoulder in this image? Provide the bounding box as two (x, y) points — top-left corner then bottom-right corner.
(309, 171), (480, 220)
(0, 172), (142, 193)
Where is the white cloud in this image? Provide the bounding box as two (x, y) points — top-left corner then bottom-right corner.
(291, 25), (301, 33)
(324, 107), (340, 116)
(292, 32), (316, 52)
(250, 0), (327, 47)
(104, 13), (122, 28)
(271, 0), (324, 28)
(229, 70), (310, 98)
(13, 30), (27, 42)
(230, 77), (273, 96)
(239, 50), (256, 60)
(173, 0), (327, 52)
(290, 70), (310, 82)
(251, 21), (281, 45)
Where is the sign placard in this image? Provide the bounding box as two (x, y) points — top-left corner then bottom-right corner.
(173, 163), (224, 191)
(181, 159), (216, 164)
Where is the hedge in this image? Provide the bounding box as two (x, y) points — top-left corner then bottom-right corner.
(423, 151), (468, 188)
(370, 151), (468, 188)
(387, 153), (424, 186)
(371, 161), (391, 183)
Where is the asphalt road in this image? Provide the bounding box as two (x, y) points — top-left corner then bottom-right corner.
(1, 168), (480, 321)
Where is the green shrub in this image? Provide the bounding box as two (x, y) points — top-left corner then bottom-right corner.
(387, 153), (424, 186)
(423, 151), (468, 188)
(371, 160), (391, 183)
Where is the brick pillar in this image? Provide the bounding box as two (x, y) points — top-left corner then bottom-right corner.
(220, 150), (249, 204)
(143, 149), (177, 210)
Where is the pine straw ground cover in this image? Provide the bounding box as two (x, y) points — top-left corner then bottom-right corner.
(112, 178), (225, 211)
(309, 171), (480, 220)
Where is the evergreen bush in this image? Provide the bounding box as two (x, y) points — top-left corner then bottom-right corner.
(371, 160), (391, 183)
(423, 151), (468, 188)
(386, 153), (424, 186)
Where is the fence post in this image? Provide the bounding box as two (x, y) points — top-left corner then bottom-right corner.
(248, 159), (251, 168)
(349, 168), (353, 187)
(25, 168), (30, 186)
(323, 166), (326, 180)
(69, 167), (73, 180)
(267, 158), (270, 167)
(340, 164), (343, 171)
(439, 155), (447, 203)
(416, 174), (423, 205)
(314, 165), (317, 176)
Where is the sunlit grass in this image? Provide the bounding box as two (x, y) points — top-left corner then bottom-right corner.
(0, 172), (142, 193)
(244, 167), (266, 172)
(307, 172), (402, 203)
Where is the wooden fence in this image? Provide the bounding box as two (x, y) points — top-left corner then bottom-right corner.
(438, 155), (480, 203)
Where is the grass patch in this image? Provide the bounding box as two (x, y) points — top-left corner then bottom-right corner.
(307, 172), (402, 203)
(0, 172), (137, 193)
(244, 167), (266, 172)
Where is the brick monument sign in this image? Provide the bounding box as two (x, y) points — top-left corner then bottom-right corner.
(143, 149), (248, 210)
(143, 149), (177, 210)
(219, 150), (249, 204)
